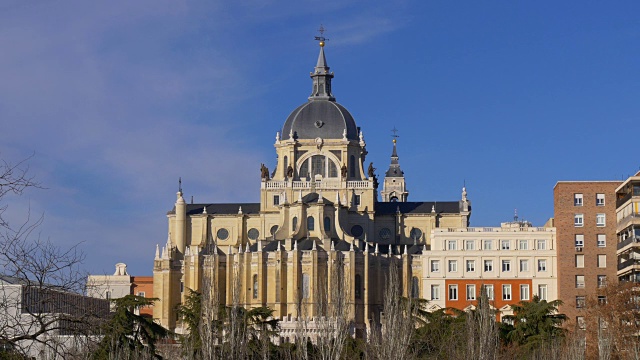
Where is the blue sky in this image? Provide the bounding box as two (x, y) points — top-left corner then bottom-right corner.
(0, 1), (638, 276)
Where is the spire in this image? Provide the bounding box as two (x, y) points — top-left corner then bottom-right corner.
(155, 244), (160, 260)
(309, 25), (335, 101)
(385, 137), (404, 178)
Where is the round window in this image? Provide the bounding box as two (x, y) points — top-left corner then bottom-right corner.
(351, 225), (364, 238)
(410, 227), (422, 240)
(248, 228), (259, 240)
(379, 228), (392, 241)
(270, 225), (278, 236)
(216, 228), (229, 240)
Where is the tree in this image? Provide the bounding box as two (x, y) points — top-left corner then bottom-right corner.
(501, 296), (567, 351)
(92, 295), (169, 359)
(464, 287), (498, 360)
(0, 155), (105, 358)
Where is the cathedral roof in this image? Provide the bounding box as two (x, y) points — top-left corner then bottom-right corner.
(374, 201), (461, 215)
(281, 44), (358, 141)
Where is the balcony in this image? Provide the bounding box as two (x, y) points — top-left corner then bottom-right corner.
(617, 213), (640, 233)
(262, 179), (373, 190)
(617, 193), (633, 208)
(618, 259), (640, 271)
(618, 236), (640, 250)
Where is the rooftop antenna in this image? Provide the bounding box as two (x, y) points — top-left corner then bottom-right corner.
(514, 208), (518, 222)
(178, 177), (182, 193)
(315, 24), (329, 46)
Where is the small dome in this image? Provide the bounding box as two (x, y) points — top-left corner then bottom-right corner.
(282, 100), (358, 141)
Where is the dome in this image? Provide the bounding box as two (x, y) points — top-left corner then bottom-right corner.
(282, 100), (358, 141)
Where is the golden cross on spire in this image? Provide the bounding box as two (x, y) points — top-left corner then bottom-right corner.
(314, 24), (329, 47)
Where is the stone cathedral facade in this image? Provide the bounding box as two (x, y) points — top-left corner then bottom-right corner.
(153, 41), (471, 336)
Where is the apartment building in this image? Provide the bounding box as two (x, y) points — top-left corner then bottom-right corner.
(615, 171), (640, 282)
(553, 181), (620, 327)
(425, 218), (557, 320)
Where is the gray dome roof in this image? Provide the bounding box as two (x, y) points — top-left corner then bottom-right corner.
(282, 100), (358, 141)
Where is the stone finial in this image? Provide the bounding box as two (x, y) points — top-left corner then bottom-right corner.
(203, 206), (207, 214)
(246, 243), (251, 253)
(161, 246), (166, 259)
(342, 128), (347, 141)
(423, 244), (428, 253)
(431, 205), (436, 213)
(238, 206), (243, 214)
(298, 190), (303, 202)
(404, 244), (408, 255)
(258, 240), (262, 252)
(289, 129), (294, 140)
(239, 244), (244, 254)
(155, 244), (160, 260)
(317, 190), (323, 203)
(462, 186), (468, 202)
(294, 240), (298, 250)
(350, 241), (354, 252)
(331, 240), (335, 251)
(312, 239), (317, 251)
(375, 243), (379, 254)
(276, 131), (280, 142)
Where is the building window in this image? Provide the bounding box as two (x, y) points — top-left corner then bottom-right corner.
(354, 195), (361, 206)
(596, 213), (606, 227)
(538, 284), (547, 300)
(538, 259), (547, 272)
(302, 274), (310, 299)
(430, 260), (440, 272)
(598, 296), (607, 305)
(448, 240), (457, 250)
(355, 275), (362, 299)
(411, 277), (419, 298)
(503, 285), (512, 300)
(466, 260), (476, 272)
(520, 259), (529, 272)
(431, 285), (440, 300)
(484, 285), (494, 300)
(502, 260), (511, 272)
(597, 234), (606, 247)
(575, 234), (584, 247)
(574, 193), (583, 206)
(576, 275), (585, 288)
(597, 275), (607, 288)
(519, 240), (528, 250)
(180, 282), (184, 293)
(576, 255), (584, 268)
(520, 285), (530, 300)
(483, 239), (492, 250)
(449, 285), (458, 300)
(324, 217), (331, 232)
(465, 240), (475, 250)
(448, 260), (457, 272)
(574, 214), (584, 227)
(537, 239), (546, 250)
(501, 240), (510, 250)
(253, 275), (258, 299)
(466, 284), (476, 300)
(137, 291), (145, 297)
(577, 316), (586, 329)
(598, 254), (606, 268)
(273, 195), (280, 206)
(596, 193), (605, 206)
(307, 216), (314, 231)
(292, 217), (298, 231)
(484, 260), (493, 272)
(576, 296), (586, 308)
(105, 291), (111, 300)
(351, 225), (364, 238)
(349, 155), (356, 178)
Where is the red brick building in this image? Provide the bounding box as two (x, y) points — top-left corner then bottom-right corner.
(553, 181), (620, 327)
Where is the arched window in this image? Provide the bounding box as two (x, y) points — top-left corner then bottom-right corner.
(349, 155), (356, 177)
(324, 217), (331, 232)
(302, 274), (310, 299)
(292, 217), (298, 231)
(411, 276), (419, 298)
(311, 155), (326, 177)
(253, 274), (259, 299)
(355, 274), (362, 299)
(307, 216), (314, 231)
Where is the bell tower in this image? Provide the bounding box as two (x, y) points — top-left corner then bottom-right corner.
(381, 132), (408, 202)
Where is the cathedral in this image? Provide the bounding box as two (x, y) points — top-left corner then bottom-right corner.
(152, 39), (471, 337)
